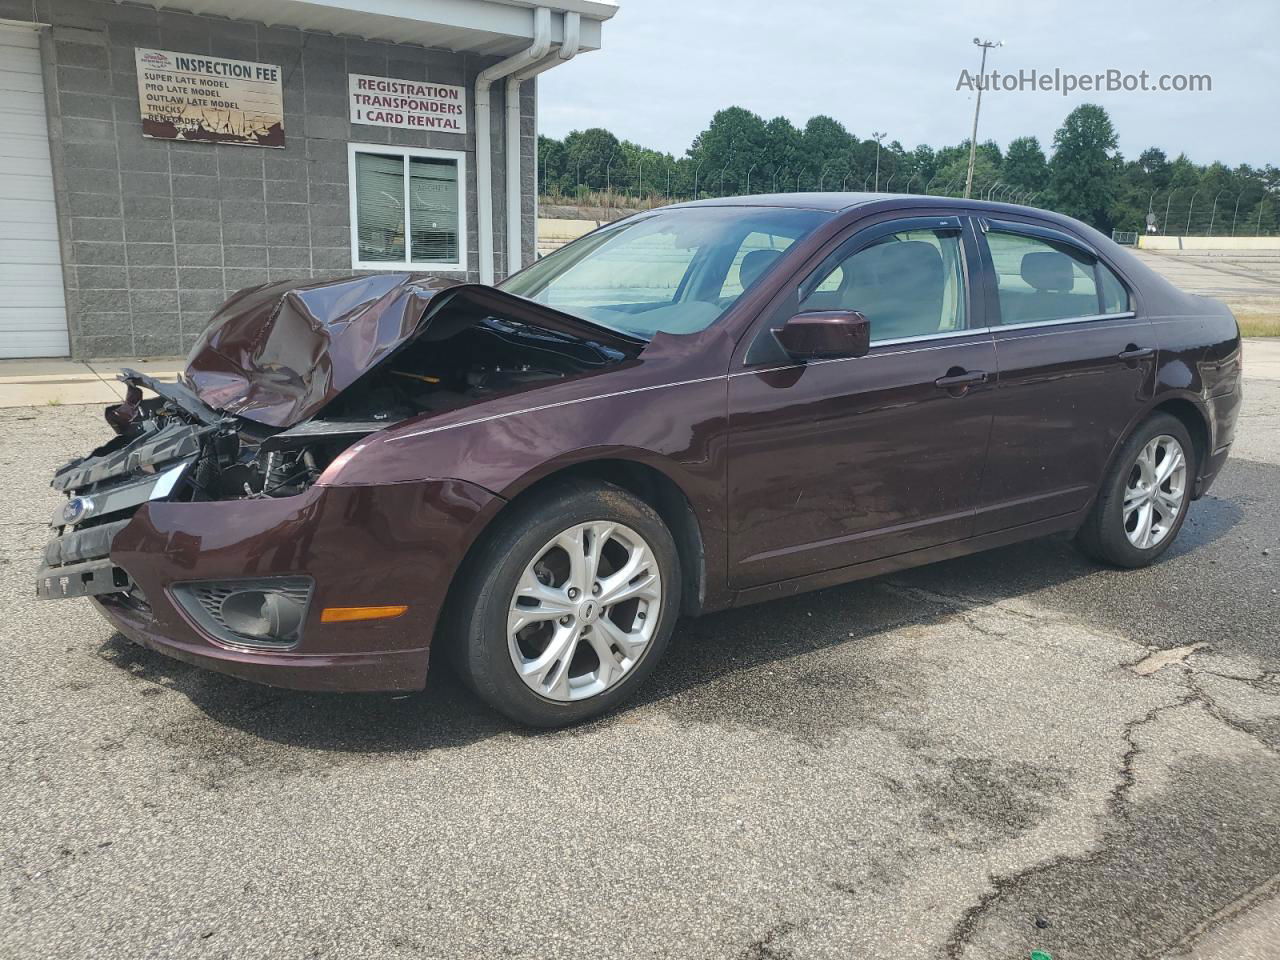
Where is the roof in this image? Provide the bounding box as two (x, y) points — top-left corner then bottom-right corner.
(674, 192), (896, 212)
(137, 0), (616, 54)
(672, 192), (1063, 217)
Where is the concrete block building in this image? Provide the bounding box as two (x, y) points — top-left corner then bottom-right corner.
(0, 0), (615, 359)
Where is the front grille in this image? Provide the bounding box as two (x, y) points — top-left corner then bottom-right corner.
(39, 421), (205, 603)
(171, 577), (314, 648)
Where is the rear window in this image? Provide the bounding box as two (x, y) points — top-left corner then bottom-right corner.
(987, 231), (1098, 325)
(1099, 262), (1131, 314)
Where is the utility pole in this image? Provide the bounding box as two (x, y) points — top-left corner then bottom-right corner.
(964, 38), (1001, 199)
(872, 131), (885, 191)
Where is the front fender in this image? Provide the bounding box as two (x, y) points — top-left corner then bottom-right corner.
(322, 373), (727, 500)
(320, 374), (731, 612)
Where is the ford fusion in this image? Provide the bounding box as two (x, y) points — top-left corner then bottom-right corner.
(37, 194), (1242, 726)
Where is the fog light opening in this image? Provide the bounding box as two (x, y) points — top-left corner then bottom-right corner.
(220, 589), (305, 642)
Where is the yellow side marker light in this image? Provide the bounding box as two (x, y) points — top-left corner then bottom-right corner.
(321, 605), (409, 624)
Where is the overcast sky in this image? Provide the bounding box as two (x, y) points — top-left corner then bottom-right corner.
(538, 0), (1278, 167)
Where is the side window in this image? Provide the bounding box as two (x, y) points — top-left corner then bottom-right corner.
(1098, 262), (1131, 314)
(719, 231), (799, 299)
(799, 228), (967, 342)
(986, 231), (1098, 325)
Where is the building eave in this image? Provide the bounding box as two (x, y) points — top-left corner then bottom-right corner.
(121, 0), (611, 53)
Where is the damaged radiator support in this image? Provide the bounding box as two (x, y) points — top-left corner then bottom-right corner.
(34, 372), (332, 602)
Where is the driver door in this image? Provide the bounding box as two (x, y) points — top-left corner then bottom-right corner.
(725, 215), (998, 588)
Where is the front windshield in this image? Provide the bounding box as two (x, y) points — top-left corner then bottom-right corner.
(500, 206), (832, 340)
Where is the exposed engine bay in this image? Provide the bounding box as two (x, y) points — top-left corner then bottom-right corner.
(321, 315), (623, 427)
(75, 317), (624, 504)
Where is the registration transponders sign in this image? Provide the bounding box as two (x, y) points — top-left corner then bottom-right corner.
(348, 75), (467, 134)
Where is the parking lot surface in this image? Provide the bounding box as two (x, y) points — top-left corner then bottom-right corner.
(2, 358), (1278, 960)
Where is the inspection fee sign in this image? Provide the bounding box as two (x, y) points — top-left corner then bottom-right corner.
(349, 75), (467, 134)
(135, 48), (284, 147)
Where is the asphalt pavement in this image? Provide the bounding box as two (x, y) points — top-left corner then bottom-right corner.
(1, 365), (1277, 960)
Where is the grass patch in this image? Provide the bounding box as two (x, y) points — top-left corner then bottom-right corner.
(1237, 315), (1280, 337)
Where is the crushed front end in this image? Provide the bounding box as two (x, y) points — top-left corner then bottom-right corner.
(33, 275), (631, 692)
(33, 369), (489, 692)
(36, 368), (358, 607)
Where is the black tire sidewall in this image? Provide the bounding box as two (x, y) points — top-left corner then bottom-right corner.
(1085, 413), (1196, 568)
(454, 481), (681, 727)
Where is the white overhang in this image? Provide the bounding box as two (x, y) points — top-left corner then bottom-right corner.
(121, 0), (616, 54)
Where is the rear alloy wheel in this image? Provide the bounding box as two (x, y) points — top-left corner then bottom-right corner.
(1077, 412), (1196, 568)
(448, 480), (680, 727)
(1121, 434), (1188, 550)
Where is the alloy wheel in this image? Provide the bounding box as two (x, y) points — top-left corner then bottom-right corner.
(507, 521), (663, 702)
(1123, 434), (1187, 549)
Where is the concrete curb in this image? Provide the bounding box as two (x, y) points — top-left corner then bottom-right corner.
(0, 358), (182, 408)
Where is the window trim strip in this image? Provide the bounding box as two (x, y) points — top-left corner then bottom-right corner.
(870, 310), (1138, 346)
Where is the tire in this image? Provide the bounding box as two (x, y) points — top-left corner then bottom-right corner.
(1076, 412), (1196, 568)
(446, 479), (681, 727)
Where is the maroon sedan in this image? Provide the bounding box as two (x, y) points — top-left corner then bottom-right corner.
(37, 194), (1242, 726)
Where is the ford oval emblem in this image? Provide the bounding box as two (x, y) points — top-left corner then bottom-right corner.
(62, 496), (94, 526)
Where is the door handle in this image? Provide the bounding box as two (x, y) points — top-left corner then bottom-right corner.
(1117, 345), (1155, 362)
(934, 369), (988, 389)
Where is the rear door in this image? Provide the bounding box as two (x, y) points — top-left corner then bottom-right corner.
(725, 215), (998, 588)
(974, 218), (1154, 534)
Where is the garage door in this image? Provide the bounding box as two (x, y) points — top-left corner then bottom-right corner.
(0, 25), (69, 358)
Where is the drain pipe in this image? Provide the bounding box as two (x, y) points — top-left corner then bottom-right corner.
(475, 6), (550, 285)
(505, 11), (581, 276)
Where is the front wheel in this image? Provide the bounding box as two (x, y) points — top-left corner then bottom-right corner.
(447, 480), (681, 727)
(1076, 412), (1195, 568)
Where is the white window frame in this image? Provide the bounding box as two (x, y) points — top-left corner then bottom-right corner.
(347, 142), (467, 273)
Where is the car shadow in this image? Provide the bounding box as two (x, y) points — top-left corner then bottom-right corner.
(95, 491), (1244, 754)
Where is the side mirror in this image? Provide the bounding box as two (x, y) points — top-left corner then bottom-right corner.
(773, 310), (871, 361)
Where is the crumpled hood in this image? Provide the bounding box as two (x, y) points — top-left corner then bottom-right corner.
(182, 274), (640, 428)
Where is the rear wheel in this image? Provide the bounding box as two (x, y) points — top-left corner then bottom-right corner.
(1076, 412), (1195, 568)
(448, 480), (680, 727)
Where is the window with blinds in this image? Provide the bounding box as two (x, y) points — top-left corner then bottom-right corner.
(348, 144), (465, 271)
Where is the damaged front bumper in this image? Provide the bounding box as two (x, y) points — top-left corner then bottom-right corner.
(36, 373), (504, 692)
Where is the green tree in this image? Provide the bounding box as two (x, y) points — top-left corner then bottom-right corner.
(1137, 147), (1171, 186)
(1048, 104), (1120, 229)
(688, 106), (768, 195)
(561, 127), (621, 195)
(801, 115), (855, 190)
(536, 101), (1276, 237)
(537, 134), (568, 195)
(1002, 136), (1049, 196)
(932, 140), (1001, 197)
(763, 116), (804, 192)
(905, 145), (938, 193)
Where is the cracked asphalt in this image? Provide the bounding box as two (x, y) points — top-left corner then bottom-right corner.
(2, 361), (1278, 960)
